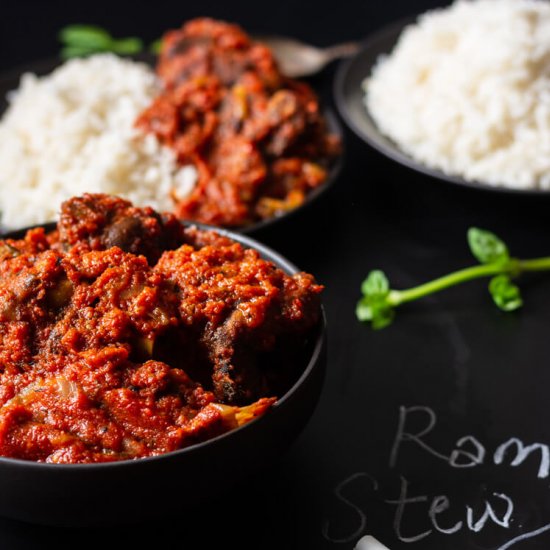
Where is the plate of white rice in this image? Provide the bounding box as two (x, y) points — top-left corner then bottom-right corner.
(334, 0), (550, 194)
(0, 53), (199, 232)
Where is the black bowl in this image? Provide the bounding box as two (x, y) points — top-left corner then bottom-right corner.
(0, 56), (344, 235)
(0, 223), (327, 527)
(239, 106), (344, 234)
(334, 17), (550, 196)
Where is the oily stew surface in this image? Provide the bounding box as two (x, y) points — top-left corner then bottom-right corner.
(0, 194), (322, 463)
(137, 18), (341, 227)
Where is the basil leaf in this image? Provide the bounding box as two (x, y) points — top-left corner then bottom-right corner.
(489, 274), (523, 311)
(60, 46), (101, 60)
(361, 269), (389, 298)
(356, 295), (394, 329)
(370, 306), (395, 330)
(468, 227), (509, 264)
(149, 39), (162, 55)
(111, 37), (144, 55)
(59, 25), (113, 49)
(356, 297), (374, 322)
(59, 25), (145, 58)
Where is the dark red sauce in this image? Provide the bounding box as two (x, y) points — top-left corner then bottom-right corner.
(137, 18), (341, 227)
(0, 194), (322, 463)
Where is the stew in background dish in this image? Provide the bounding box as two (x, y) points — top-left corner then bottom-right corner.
(137, 18), (341, 227)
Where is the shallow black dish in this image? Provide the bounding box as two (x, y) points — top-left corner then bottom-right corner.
(334, 17), (550, 196)
(0, 55), (344, 235)
(240, 106), (344, 235)
(0, 222), (327, 527)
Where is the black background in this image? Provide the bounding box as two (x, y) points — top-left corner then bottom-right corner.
(2, 1), (550, 549)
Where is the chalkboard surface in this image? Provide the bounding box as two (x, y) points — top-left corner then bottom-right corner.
(1, 1), (550, 549)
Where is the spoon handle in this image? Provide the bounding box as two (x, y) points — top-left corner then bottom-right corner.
(324, 41), (360, 61)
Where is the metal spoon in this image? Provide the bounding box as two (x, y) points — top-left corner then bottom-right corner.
(255, 35), (360, 78)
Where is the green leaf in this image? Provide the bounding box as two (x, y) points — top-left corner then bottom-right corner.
(111, 37), (144, 55)
(370, 306), (395, 330)
(489, 274), (523, 311)
(149, 39), (162, 55)
(356, 297), (375, 322)
(60, 45), (100, 59)
(357, 270), (394, 328)
(356, 295), (394, 329)
(58, 25), (144, 57)
(355, 298), (395, 329)
(467, 227), (509, 265)
(361, 269), (390, 298)
(59, 25), (113, 49)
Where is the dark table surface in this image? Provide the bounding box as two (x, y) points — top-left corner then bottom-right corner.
(2, 1), (550, 548)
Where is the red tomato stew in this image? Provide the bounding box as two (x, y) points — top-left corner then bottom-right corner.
(0, 194), (323, 463)
(137, 18), (341, 227)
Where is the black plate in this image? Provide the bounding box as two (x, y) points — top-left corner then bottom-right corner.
(334, 17), (550, 196)
(240, 107), (344, 234)
(0, 55), (344, 235)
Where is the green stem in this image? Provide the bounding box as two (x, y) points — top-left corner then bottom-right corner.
(388, 256), (550, 307)
(519, 257), (550, 272)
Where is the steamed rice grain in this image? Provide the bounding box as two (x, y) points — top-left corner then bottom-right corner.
(0, 54), (197, 229)
(364, 0), (550, 190)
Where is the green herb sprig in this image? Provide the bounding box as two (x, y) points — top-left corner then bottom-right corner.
(58, 25), (160, 59)
(356, 228), (550, 329)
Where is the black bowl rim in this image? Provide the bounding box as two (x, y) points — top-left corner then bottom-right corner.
(0, 54), (345, 235)
(333, 15), (550, 197)
(0, 221), (327, 469)
(239, 106), (345, 234)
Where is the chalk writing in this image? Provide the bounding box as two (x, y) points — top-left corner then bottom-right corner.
(428, 495), (461, 535)
(323, 472), (515, 544)
(497, 522), (550, 549)
(389, 406), (448, 467)
(494, 438), (549, 479)
(322, 472), (378, 544)
(385, 476), (431, 543)
(390, 405), (550, 479)
(323, 404), (550, 548)
(449, 436), (485, 468)
(385, 476), (514, 542)
(466, 493), (513, 532)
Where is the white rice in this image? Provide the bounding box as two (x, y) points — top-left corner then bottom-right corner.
(364, 0), (550, 190)
(0, 53), (197, 229)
